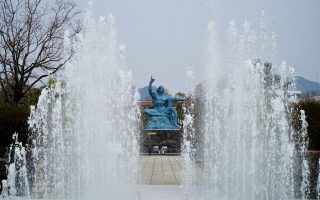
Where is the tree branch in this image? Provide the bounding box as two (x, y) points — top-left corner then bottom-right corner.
(0, 0), (79, 103)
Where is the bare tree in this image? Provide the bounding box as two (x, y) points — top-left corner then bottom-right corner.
(0, 0), (79, 104)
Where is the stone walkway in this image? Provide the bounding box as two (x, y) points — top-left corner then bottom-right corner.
(139, 156), (182, 185)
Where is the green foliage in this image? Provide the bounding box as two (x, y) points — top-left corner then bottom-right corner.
(0, 103), (29, 146)
(173, 92), (187, 125)
(254, 59), (293, 90)
(140, 105), (152, 128)
(23, 88), (43, 107)
(292, 98), (320, 150)
(48, 78), (57, 87)
(0, 87), (43, 148)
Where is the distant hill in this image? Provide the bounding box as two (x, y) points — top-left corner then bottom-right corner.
(296, 76), (320, 93)
(138, 76), (320, 99)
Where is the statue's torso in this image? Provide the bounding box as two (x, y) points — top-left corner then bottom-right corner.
(153, 95), (168, 109)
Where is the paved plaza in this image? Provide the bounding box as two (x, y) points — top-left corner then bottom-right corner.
(139, 156), (182, 185)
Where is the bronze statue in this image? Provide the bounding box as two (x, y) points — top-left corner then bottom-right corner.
(144, 76), (186, 130)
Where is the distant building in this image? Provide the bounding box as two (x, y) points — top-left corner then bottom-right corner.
(288, 90), (301, 96)
(138, 99), (152, 107)
(138, 86), (156, 100)
(288, 90), (302, 99)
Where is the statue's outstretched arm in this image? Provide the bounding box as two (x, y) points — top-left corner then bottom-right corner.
(173, 96), (186, 101)
(149, 76), (156, 98)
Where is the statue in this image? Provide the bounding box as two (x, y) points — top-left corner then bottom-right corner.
(144, 76), (186, 130)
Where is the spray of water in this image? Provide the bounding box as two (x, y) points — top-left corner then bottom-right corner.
(181, 69), (196, 197)
(1, 133), (30, 198)
(0, 3), (312, 200)
(299, 110), (310, 198)
(202, 10), (308, 200)
(317, 159), (320, 200)
(1, 5), (140, 200)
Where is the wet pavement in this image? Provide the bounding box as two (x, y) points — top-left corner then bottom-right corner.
(139, 156), (182, 185)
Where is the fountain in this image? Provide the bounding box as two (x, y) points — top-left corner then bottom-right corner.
(201, 9), (309, 200)
(0, 2), (312, 200)
(317, 159), (320, 199)
(1, 4), (140, 200)
(181, 69), (197, 196)
(1, 133), (30, 198)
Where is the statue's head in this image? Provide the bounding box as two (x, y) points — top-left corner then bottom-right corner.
(157, 86), (164, 95)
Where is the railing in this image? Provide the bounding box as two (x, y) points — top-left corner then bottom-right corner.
(140, 147), (180, 155)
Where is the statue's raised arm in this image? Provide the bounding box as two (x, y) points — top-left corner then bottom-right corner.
(149, 76), (156, 98)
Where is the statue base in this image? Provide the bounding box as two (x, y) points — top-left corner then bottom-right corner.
(144, 128), (181, 131)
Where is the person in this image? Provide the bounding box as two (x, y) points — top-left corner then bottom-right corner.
(148, 145), (151, 156)
(144, 76), (186, 128)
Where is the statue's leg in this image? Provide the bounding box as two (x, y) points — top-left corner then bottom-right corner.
(171, 109), (178, 127)
(165, 107), (179, 128)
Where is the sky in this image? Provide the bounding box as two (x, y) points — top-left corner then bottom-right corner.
(78, 0), (320, 94)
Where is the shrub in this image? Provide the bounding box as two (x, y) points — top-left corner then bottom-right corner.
(292, 98), (320, 150)
(0, 87), (42, 147)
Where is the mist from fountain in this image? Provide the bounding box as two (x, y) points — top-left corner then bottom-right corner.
(181, 69), (196, 197)
(202, 10), (309, 200)
(1, 5), (140, 200)
(1, 133), (30, 198)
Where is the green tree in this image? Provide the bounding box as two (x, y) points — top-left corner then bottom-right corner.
(173, 92), (188, 126)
